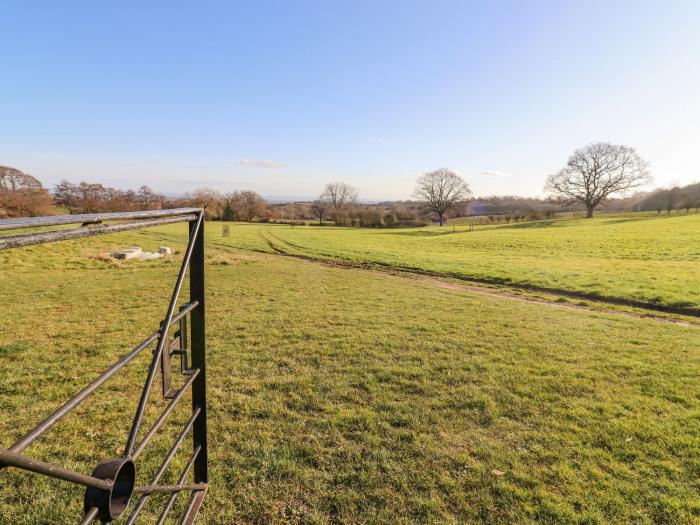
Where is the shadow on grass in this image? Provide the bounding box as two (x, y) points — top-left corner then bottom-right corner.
(601, 214), (688, 226)
(386, 219), (569, 235)
(383, 230), (457, 237)
(494, 219), (562, 229)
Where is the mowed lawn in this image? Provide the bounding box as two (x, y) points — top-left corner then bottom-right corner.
(0, 224), (699, 524)
(215, 213), (700, 312)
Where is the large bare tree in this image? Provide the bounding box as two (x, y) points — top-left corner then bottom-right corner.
(0, 166), (53, 218)
(545, 142), (651, 218)
(413, 168), (471, 226)
(322, 182), (358, 223)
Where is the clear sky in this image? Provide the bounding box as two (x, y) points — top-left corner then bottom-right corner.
(2, 1), (699, 199)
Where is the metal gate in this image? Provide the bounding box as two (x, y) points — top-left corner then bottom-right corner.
(0, 208), (208, 524)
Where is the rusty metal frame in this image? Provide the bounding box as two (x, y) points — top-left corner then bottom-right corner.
(0, 208), (208, 524)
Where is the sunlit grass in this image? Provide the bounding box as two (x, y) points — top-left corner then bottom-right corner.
(0, 223), (698, 523)
(212, 213), (700, 312)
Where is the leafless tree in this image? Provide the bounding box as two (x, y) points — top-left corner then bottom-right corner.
(53, 179), (80, 213)
(137, 185), (162, 210)
(322, 182), (358, 223)
(310, 197), (330, 225)
(233, 190), (267, 222)
(221, 192), (238, 221)
(413, 168), (471, 226)
(76, 182), (109, 213)
(187, 187), (223, 219)
(53, 179), (165, 213)
(0, 166), (53, 217)
(545, 142), (651, 218)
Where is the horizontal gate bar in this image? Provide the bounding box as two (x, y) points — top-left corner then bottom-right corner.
(0, 208), (202, 231)
(8, 300), (198, 454)
(134, 482), (206, 495)
(0, 449), (112, 491)
(0, 214), (197, 250)
(132, 369), (200, 460)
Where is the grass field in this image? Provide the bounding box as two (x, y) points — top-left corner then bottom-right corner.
(0, 217), (699, 524)
(214, 213), (700, 313)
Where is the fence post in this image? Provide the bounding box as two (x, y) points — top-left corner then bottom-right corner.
(189, 212), (208, 484)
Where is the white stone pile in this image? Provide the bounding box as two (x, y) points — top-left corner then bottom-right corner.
(110, 246), (171, 261)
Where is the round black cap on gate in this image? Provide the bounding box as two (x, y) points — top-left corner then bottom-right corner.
(84, 457), (136, 523)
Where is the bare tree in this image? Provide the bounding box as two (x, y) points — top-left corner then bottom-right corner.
(0, 166), (53, 217)
(224, 190), (267, 222)
(545, 142), (651, 218)
(413, 168), (471, 226)
(310, 197), (330, 225)
(137, 185), (163, 210)
(322, 182), (358, 223)
(679, 185), (699, 213)
(76, 182), (108, 213)
(221, 192), (239, 221)
(187, 187), (223, 219)
(237, 190), (267, 222)
(53, 179), (164, 214)
(53, 179), (80, 213)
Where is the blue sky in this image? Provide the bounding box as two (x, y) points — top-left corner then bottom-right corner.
(2, 1), (699, 199)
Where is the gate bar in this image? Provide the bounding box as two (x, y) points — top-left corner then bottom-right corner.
(0, 214), (197, 250)
(124, 408), (201, 524)
(155, 447), (202, 524)
(124, 212), (203, 456)
(8, 300), (198, 455)
(132, 369), (200, 460)
(0, 208), (208, 523)
(0, 208), (201, 231)
(0, 450), (113, 491)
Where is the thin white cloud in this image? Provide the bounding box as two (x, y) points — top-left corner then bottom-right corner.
(480, 170), (508, 177)
(240, 159), (286, 169)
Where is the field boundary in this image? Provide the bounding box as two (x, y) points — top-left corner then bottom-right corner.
(251, 233), (700, 321)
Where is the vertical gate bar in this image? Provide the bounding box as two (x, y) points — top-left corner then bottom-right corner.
(189, 211), (208, 484)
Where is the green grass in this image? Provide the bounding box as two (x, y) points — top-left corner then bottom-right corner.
(0, 222), (699, 523)
(213, 213), (700, 312)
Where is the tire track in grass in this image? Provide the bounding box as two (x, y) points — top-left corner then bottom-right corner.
(242, 230), (700, 327)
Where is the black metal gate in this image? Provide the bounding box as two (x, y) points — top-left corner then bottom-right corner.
(0, 208), (208, 524)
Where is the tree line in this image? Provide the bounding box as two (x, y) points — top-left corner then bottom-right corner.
(633, 183), (700, 214)
(53, 180), (167, 214)
(0, 171), (273, 222)
(2, 142), (699, 222)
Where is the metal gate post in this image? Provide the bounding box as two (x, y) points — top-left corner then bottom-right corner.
(181, 210), (208, 520)
(190, 212), (208, 482)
